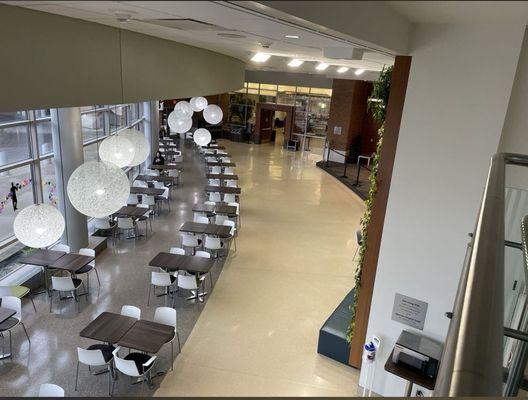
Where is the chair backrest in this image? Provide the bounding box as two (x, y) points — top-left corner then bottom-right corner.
(153, 181), (164, 189)
(170, 247), (185, 255)
(221, 157), (231, 163)
(177, 274), (198, 290)
(39, 384), (64, 397)
(168, 169), (180, 177)
(134, 180), (147, 188)
(153, 307), (177, 330)
(182, 234), (199, 247)
(77, 347), (107, 367)
(195, 216), (209, 224)
(0, 286), (12, 297)
(117, 217), (134, 229)
(113, 351), (141, 377)
(204, 201), (216, 206)
(215, 215), (228, 225)
(224, 168), (235, 175)
(53, 243), (70, 253)
(1, 296), (21, 320)
(211, 167), (221, 174)
(174, 155), (183, 163)
(223, 194), (236, 203)
(51, 276), (75, 292)
(226, 180), (238, 188)
(208, 192), (222, 202)
(205, 236), (222, 250)
(127, 193), (139, 204)
(78, 248), (95, 258)
(94, 218), (111, 229)
(223, 220), (236, 235)
(208, 179), (220, 186)
(195, 251), (211, 259)
(142, 195), (156, 206)
(151, 271), (172, 287)
(121, 305), (141, 320)
(227, 202), (240, 215)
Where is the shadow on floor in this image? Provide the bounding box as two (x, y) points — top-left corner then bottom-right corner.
(315, 161), (370, 200)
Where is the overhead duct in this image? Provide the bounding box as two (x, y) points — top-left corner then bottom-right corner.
(323, 47), (364, 60)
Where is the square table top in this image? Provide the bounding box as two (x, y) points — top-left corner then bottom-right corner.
(149, 164), (181, 170)
(206, 162), (236, 167)
(192, 203), (215, 214)
(118, 320), (174, 354)
(80, 312), (137, 344)
(136, 174), (174, 183)
(49, 253), (94, 273)
(206, 174), (239, 180)
(179, 221), (232, 238)
(161, 151), (181, 156)
(115, 206), (147, 218)
(130, 186), (165, 196)
(0, 307), (16, 325)
(206, 153), (231, 158)
(19, 249), (66, 266)
(202, 145), (225, 149)
(193, 203), (237, 215)
(159, 139), (175, 143)
(149, 252), (215, 274)
(205, 186), (241, 194)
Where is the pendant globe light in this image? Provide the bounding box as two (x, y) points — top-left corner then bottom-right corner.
(14, 204), (65, 248)
(98, 134), (135, 168)
(120, 128), (150, 166)
(190, 97), (208, 112)
(173, 101), (193, 119)
(203, 104), (223, 125)
(193, 128), (212, 146)
(67, 161), (130, 218)
(168, 111), (192, 134)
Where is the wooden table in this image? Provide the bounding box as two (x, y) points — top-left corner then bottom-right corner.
(205, 152), (231, 158)
(179, 222), (231, 238)
(159, 139), (175, 143)
(118, 320), (174, 354)
(160, 150), (181, 156)
(0, 307), (16, 359)
(80, 311), (137, 344)
(20, 249), (66, 267)
(130, 186), (165, 196)
(202, 145), (225, 150)
(149, 252), (215, 274)
(206, 174), (238, 181)
(114, 205), (148, 219)
(49, 253), (95, 273)
(193, 203), (237, 216)
(149, 164), (181, 171)
(205, 186), (241, 194)
(136, 174), (174, 183)
(206, 162), (236, 168)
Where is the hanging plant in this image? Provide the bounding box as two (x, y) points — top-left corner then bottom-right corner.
(347, 66), (393, 343)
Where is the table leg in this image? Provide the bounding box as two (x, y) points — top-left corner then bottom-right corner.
(0, 333), (11, 359)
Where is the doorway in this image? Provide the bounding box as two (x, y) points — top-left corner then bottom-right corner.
(254, 103), (295, 146)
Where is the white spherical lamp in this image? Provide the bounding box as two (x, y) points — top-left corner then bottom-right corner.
(14, 204), (65, 248)
(120, 129), (150, 166)
(190, 97), (208, 112)
(98, 134), (135, 168)
(193, 128), (212, 146)
(203, 104), (223, 125)
(173, 101), (193, 119)
(168, 112), (192, 134)
(67, 161), (130, 218)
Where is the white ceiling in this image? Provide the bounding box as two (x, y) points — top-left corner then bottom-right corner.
(2, 1), (394, 79)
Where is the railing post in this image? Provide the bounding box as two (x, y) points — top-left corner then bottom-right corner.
(342, 157), (348, 178)
(326, 143), (331, 167)
(354, 161), (361, 186)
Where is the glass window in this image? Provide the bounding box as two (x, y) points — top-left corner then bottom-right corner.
(81, 110), (104, 143)
(0, 124), (31, 167)
(260, 84), (277, 91)
(37, 120), (53, 156)
(310, 88), (332, 96)
(247, 82), (259, 89)
(83, 142), (99, 162)
(0, 111), (28, 124)
(296, 86), (310, 94)
(0, 164), (34, 243)
(40, 158), (58, 207)
(128, 103), (140, 122)
(35, 109), (51, 119)
(278, 85), (296, 93)
(109, 105), (127, 132)
(247, 88), (259, 95)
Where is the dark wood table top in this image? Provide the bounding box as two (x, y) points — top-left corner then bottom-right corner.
(161, 151), (181, 156)
(136, 174), (174, 183)
(202, 145), (225, 149)
(205, 186), (241, 194)
(192, 203), (215, 214)
(149, 164), (181, 170)
(0, 307), (16, 324)
(49, 253), (95, 273)
(150, 252), (216, 273)
(19, 249), (66, 266)
(206, 162), (236, 167)
(205, 152), (231, 158)
(206, 174), (239, 180)
(130, 186), (165, 196)
(115, 206), (147, 218)
(384, 350), (436, 390)
(80, 312), (137, 344)
(118, 320), (174, 354)
(193, 203), (237, 215)
(159, 139), (176, 143)
(179, 221), (232, 238)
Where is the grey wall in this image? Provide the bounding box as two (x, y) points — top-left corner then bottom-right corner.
(245, 70), (333, 88)
(0, 4), (245, 112)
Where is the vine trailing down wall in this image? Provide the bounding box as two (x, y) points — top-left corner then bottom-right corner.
(347, 66), (393, 342)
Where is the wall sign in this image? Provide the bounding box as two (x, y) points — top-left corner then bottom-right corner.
(333, 126), (342, 135)
(391, 293), (428, 330)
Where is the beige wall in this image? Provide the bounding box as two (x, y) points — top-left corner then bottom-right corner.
(0, 4), (245, 112)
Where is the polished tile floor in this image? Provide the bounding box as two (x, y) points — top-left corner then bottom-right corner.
(156, 140), (366, 396)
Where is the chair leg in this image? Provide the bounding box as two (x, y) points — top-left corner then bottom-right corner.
(75, 361), (80, 391)
(177, 332), (181, 353)
(49, 291), (53, 313)
(209, 272), (213, 289)
(94, 268), (101, 286)
(29, 293), (37, 312)
(21, 322), (30, 344)
(171, 341), (174, 371)
(147, 284), (151, 306)
(9, 330), (12, 359)
(234, 236), (237, 251)
(108, 364), (112, 395)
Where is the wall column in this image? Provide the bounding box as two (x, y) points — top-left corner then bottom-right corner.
(143, 101), (159, 170)
(51, 107), (88, 251)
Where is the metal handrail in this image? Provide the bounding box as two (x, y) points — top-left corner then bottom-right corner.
(434, 153), (528, 396)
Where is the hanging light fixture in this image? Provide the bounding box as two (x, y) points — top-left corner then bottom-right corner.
(120, 128), (150, 166)
(173, 101), (193, 119)
(190, 97), (208, 112)
(193, 128), (212, 146)
(203, 105), (223, 125)
(168, 111), (192, 133)
(13, 204), (65, 248)
(98, 134), (135, 168)
(67, 161), (130, 218)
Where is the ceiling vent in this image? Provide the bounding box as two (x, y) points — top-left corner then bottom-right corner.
(142, 18), (233, 31)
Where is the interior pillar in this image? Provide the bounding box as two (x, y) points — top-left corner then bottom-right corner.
(143, 101), (159, 170)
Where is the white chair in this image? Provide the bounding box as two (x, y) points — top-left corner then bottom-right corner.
(76, 248), (100, 291)
(214, 215), (228, 225)
(153, 307), (180, 370)
(208, 192), (222, 203)
(121, 305), (141, 320)
(134, 180), (148, 188)
(94, 217), (115, 236)
(181, 234), (202, 255)
(111, 347), (157, 395)
(223, 193), (236, 203)
(0, 296), (30, 357)
(142, 194), (158, 216)
(204, 201), (216, 206)
(127, 193), (139, 205)
(221, 157), (231, 163)
(228, 202), (241, 227)
(168, 169), (181, 187)
(195, 251), (214, 288)
(147, 271), (176, 306)
(75, 345), (114, 395)
(177, 273), (206, 302)
(226, 180), (237, 188)
(39, 384), (64, 397)
(208, 179), (220, 186)
(116, 217), (138, 240)
(195, 215), (209, 224)
(224, 167), (235, 175)
(53, 243), (70, 253)
(211, 166), (221, 174)
(204, 236), (223, 259)
(173, 154), (183, 163)
(154, 184), (171, 212)
(170, 247), (186, 255)
(206, 156), (216, 163)
(50, 276), (83, 313)
(223, 220), (237, 252)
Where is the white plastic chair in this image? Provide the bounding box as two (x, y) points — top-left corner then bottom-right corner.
(204, 201), (216, 206)
(208, 192), (222, 203)
(211, 166), (221, 174)
(94, 217), (115, 236)
(147, 271), (176, 306)
(223, 220), (237, 252)
(153, 307), (180, 370)
(76, 346), (114, 394)
(170, 247), (185, 255)
(142, 194), (158, 216)
(223, 193), (236, 203)
(134, 180), (148, 188)
(204, 236), (223, 259)
(111, 347), (157, 395)
(155, 185), (171, 212)
(39, 384), (64, 397)
(214, 215), (228, 225)
(195, 215), (209, 224)
(116, 217), (138, 240)
(50, 276), (84, 313)
(228, 202), (241, 227)
(226, 180), (238, 188)
(76, 248), (99, 291)
(0, 296), (30, 356)
(177, 273), (205, 302)
(121, 305), (141, 320)
(208, 179), (220, 186)
(181, 234), (202, 255)
(53, 243), (70, 253)
(224, 167), (235, 175)
(195, 251), (214, 288)
(127, 193), (139, 205)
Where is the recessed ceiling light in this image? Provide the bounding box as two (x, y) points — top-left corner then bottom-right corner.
(316, 62), (329, 71)
(337, 67), (349, 73)
(288, 59), (304, 67)
(355, 69), (365, 75)
(285, 34), (299, 39)
(251, 52), (271, 63)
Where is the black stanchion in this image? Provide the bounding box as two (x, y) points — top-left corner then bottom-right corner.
(326, 146), (331, 167)
(341, 159), (348, 178)
(353, 162), (361, 186)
